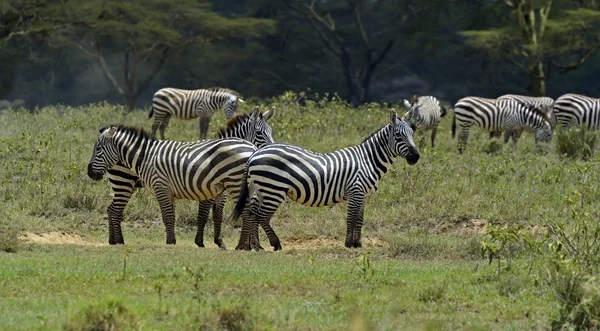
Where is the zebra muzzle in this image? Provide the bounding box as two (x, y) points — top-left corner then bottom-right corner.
(405, 152), (420, 165)
(87, 163), (104, 181)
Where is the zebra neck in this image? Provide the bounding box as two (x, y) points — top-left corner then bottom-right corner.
(116, 133), (151, 174)
(358, 125), (394, 178)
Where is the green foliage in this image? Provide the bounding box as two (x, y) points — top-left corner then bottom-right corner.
(555, 126), (599, 160)
(64, 299), (139, 331)
(418, 282), (447, 303)
(0, 222), (19, 253)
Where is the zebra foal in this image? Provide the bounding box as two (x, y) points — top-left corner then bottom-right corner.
(232, 109), (420, 251)
(553, 93), (600, 129)
(88, 109), (274, 246)
(104, 107), (274, 247)
(402, 95), (447, 147)
(148, 87), (243, 140)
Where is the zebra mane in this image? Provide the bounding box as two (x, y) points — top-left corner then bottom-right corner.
(216, 113), (250, 137)
(519, 102), (552, 121)
(360, 123), (390, 144)
(206, 87), (239, 96)
(101, 125), (156, 141)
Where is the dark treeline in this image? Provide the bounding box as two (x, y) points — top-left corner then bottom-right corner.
(1, 0), (600, 110)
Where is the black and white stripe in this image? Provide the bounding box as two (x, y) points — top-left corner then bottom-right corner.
(452, 97), (552, 153)
(553, 93), (600, 129)
(148, 87), (244, 139)
(232, 110), (420, 251)
(495, 94), (555, 139)
(402, 95), (447, 147)
(89, 108), (274, 246)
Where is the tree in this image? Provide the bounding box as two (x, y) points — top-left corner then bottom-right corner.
(44, 0), (274, 111)
(280, 0), (429, 105)
(462, 0), (600, 96)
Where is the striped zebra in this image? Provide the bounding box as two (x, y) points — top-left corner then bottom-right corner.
(452, 97), (552, 153)
(88, 109), (274, 246)
(402, 95), (447, 147)
(231, 109), (420, 251)
(494, 94), (555, 139)
(553, 93), (600, 129)
(148, 87), (243, 140)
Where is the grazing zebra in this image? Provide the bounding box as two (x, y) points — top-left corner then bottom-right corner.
(148, 87), (243, 140)
(88, 109), (274, 246)
(452, 97), (552, 153)
(494, 94), (555, 139)
(232, 109), (420, 251)
(402, 95), (447, 147)
(553, 93), (600, 129)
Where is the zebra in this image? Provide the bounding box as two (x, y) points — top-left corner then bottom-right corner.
(402, 95), (447, 148)
(231, 109), (420, 251)
(494, 94), (555, 139)
(553, 93), (600, 129)
(88, 108), (274, 246)
(451, 97), (553, 153)
(148, 87), (244, 140)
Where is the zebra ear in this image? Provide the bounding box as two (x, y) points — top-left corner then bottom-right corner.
(403, 99), (412, 109)
(104, 127), (117, 139)
(263, 106), (275, 121)
(250, 106), (260, 120)
(390, 109), (398, 124)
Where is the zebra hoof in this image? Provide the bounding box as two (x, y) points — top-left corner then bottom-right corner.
(235, 244), (251, 251)
(344, 241), (353, 248)
(166, 239), (176, 245)
(195, 242), (205, 248)
(273, 243), (282, 251)
(353, 241), (362, 248)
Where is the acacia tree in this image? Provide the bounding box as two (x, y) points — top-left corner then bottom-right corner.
(44, 0), (274, 111)
(280, 0), (430, 105)
(463, 0), (600, 96)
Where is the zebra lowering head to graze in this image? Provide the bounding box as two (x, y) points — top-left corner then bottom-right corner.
(148, 87), (244, 140)
(231, 109), (420, 251)
(452, 97), (552, 153)
(102, 107), (275, 246)
(88, 109), (274, 246)
(402, 95), (447, 148)
(553, 93), (600, 130)
(494, 94), (555, 140)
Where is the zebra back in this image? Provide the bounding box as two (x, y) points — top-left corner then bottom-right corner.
(150, 87), (242, 120)
(498, 94), (555, 125)
(402, 96), (445, 131)
(554, 93), (600, 129)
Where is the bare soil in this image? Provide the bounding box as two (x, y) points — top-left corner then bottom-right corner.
(19, 232), (106, 246)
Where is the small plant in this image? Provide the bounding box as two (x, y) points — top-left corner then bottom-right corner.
(418, 282), (447, 303)
(184, 266), (205, 313)
(0, 223), (20, 253)
(121, 248), (133, 280)
(483, 140), (503, 155)
(550, 273), (600, 330)
(353, 253), (375, 281)
(64, 299), (139, 331)
(214, 304), (252, 331)
(555, 126), (599, 160)
(63, 193), (98, 212)
(481, 224), (542, 276)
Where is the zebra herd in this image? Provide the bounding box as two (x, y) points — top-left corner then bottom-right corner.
(87, 87), (600, 250)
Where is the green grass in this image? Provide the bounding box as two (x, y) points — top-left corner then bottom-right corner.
(1, 93), (599, 329)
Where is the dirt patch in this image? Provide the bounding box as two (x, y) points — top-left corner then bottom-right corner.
(428, 218), (546, 236)
(283, 236), (388, 250)
(19, 232), (106, 246)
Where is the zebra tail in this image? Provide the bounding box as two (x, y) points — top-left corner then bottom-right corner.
(440, 105), (447, 117)
(231, 166), (250, 223)
(238, 98), (245, 103)
(147, 107), (154, 120)
(451, 113), (456, 138)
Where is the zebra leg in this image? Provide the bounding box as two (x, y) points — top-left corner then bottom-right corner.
(199, 116), (211, 140)
(258, 216), (282, 251)
(236, 201), (258, 251)
(107, 202), (125, 245)
(211, 195), (227, 249)
(431, 126), (438, 148)
(159, 114), (171, 140)
(418, 131), (426, 148)
(457, 125), (471, 154)
(346, 190), (366, 248)
(194, 199), (213, 248)
(151, 114), (163, 138)
(155, 191), (177, 245)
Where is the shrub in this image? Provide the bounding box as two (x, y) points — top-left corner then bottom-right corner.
(418, 282), (447, 303)
(64, 299), (139, 331)
(550, 273), (600, 330)
(555, 126), (599, 160)
(0, 223), (20, 253)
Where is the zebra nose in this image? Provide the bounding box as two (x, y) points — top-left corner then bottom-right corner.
(406, 151), (420, 165)
(87, 163), (103, 181)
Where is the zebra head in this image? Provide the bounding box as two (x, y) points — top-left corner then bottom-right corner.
(402, 99), (420, 131)
(389, 109), (420, 165)
(87, 126), (120, 181)
(247, 106), (275, 148)
(535, 121), (553, 143)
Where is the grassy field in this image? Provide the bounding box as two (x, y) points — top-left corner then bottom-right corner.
(1, 93), (599, 330)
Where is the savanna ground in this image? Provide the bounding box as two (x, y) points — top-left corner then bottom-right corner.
(1, 92), (600, 330)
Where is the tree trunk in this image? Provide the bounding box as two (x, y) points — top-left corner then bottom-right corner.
(530, 59), (546, 97)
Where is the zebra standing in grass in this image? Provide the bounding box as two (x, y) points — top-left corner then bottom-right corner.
(89, 108), (274, 246)
(148, 87), (243, 140)
(232, 110), (420, 251)
(553, 93), (600, 129)
(402, 95), (447, 148)
(452, 97), (552, 153)
(494, 94), (555, 139)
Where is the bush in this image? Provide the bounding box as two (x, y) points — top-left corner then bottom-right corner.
(0, 223), (20, 253)
(64, 299), (139, 331)
(555, 126), (599, 160)
(551, 274), (600, 330)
